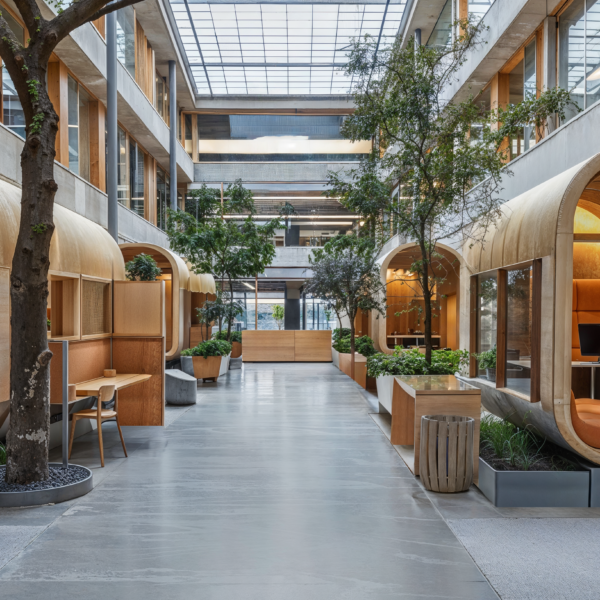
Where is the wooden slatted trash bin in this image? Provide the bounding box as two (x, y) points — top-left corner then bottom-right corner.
(420, 415), (475, 493)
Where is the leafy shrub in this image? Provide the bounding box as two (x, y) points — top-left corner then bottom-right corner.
(355, 336), (376, 357)
(367, 348), (469, 378)
(181, 339), (232, 359)
(125, 253), (162, 281)
(333, 334), (375, 357)
(0, 441), (5, 466)
(213, 330), (242, 343)
(332, 328), (351, 343)
(475, 346), (496, 370)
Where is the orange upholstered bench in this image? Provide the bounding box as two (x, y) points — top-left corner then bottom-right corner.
(571, 391), (600, 448)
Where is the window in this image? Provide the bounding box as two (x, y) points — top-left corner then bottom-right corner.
(506, 266), (533, 396)
(427, 0), (452, 48)
(184, 114), (193, 158)
(506, 38), (537, 159)
(558, 0), (600, 123)
(155, 73), (168, 122)
(477, 272), (497, 377)
(117, 127), (129, 207)
(468, 0), (494, 22)
(2, 10), (25, 139)
(157, 167), (170, 230)
(129, 139), (145, 217)
(116, 7), (135, 78)
(194, 114), (370, 162)
(67, 77), (91, 180)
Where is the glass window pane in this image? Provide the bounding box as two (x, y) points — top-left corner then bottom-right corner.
(426, 0), (452, 48)
(116, 7), (136, 78)
(559, 0), (585, 122)
(129, 140), (145, 217)
(117, 127), (129, 208)
(78, 86), (91, 182)
(68, 77), (79, 176)
(2, 66), (25, 139)
(477, 272), (497, 379)
(586, 0), (600, 107)
(157, 167), (170, 230)
(506, 266), (533, 396)
(523, 39), (537, 151)
(185, 114), (193, 157)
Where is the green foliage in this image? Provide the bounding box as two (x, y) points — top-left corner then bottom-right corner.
(333, 334), (375, 357)
(336, 18), (578, 363)
(475, 346), (496, 370)
(125, 253), (162, 282)
(181, 339), (232, 359)
(213, 330), (242, 343)
(332, 328), (351, 343)
(27, 79), (40, 102)
(184, 179), (256, 222)
(355, 335), (376, 357)
(272, 305), (285, 330)
(30, 112), (44, 134)
(197, 293), (243, 340)
(478, 414), (576, 472)
(366, 349), (469, 378)
(31, 223), (47, 234)
(0, 441), (6, 466)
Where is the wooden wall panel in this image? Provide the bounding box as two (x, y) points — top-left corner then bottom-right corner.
(0, 268), (9, 403)
(113, 281), (164, 337)
(145, 155), (156, 224)
(48, 60), (69, 166)
(243, 331), (295, 362)
(294, 331), (332, 362)
(89, 100), (106, 192)
(113, 337), (164, 426)
(93, 16), (105, 38)
(49, 339), (110, 404)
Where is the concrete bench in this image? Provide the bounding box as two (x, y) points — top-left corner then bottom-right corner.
(165, 369), (197, 406)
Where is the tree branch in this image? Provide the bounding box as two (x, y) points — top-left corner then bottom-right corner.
(84, 0), (144, 25)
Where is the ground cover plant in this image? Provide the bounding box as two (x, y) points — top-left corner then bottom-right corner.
(181, 339), (232, 359)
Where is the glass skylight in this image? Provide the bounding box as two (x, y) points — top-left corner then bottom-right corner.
(169, 0), (407, 95)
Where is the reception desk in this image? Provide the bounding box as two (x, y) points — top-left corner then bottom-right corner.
(243, 330), (332, 362)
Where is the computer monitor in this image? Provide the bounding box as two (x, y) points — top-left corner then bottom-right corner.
(578, 324), (600, 362)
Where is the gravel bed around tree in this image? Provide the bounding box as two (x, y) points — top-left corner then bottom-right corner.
(0, 465), (90, 493)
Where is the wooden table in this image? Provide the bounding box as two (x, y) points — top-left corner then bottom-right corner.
(390, 375), (481, 479)
(76, 374), (152, 397)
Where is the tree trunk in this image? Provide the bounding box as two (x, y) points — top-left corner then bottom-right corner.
(226, 274), (233, 341)
(420, 244), (433, 366)
(6, 74), (59, 484)
(349, 316), (356, 381)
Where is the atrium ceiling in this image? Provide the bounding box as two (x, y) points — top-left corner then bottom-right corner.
(169, 0), (407, 96)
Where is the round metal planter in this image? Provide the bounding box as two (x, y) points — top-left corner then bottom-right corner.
(0, 463), (93, 508)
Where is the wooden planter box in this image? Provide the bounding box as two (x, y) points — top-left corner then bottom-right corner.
(191, 356), (222, 382)
(338, 353), (375, 389)
(477, 457), (590, 507)
(231, 342), (242, 358)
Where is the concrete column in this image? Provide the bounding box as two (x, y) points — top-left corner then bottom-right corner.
(543, 16), (557, 133)
(169, 60), (177, 211)
(106, 11), (118, 241)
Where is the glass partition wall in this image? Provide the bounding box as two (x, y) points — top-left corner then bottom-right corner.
(472, 261), (541, 401)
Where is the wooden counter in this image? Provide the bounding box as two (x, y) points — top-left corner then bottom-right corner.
(243, 330), (332, 362)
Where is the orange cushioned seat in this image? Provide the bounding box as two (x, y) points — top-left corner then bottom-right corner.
(571, 391), (600, 448)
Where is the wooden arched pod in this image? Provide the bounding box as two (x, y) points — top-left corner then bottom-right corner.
(375, 242), (463, 355)
(462, 153), (600, 464)
(119, 243), (215, 361)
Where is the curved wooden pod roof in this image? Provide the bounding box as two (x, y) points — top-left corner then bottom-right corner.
(186, 264), (216, 295)
(0, 179), (125, 279)
(463, 153), (600, 464)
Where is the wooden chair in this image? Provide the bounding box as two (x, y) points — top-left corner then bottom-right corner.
(68, 384), (127, 467)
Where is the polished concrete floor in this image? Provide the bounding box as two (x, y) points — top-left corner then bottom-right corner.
(0, 363), (499, 599)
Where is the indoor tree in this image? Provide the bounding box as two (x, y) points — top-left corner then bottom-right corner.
(2, 0), (145, 485)
(306, 234), (385, 379)
(272, 305), (284, 330)
(333, 17), (577, 364)
(168, 180), (281, 341)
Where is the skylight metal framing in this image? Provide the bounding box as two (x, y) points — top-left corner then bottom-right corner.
(169, 0), (406, 96)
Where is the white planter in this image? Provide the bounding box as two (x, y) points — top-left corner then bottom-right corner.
(332, 348), (339, 369)
(376, 375), (395, 414)
(219, 353), (231, 376)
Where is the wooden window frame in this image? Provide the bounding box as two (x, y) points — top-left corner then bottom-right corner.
(80, 275), (112, 340)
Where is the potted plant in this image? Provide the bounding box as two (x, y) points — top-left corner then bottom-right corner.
(125, 253), (162, 281)
(181, 339), (232, 382)
(213, 330), (242, 359)
(331, 328), (351, 369)
(272, 305), (285, 330)
(367, 348), (469, 413)
(337, 334), (377, 389)
(475, 347), (497, 381)
(477, 414), (589, 507)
